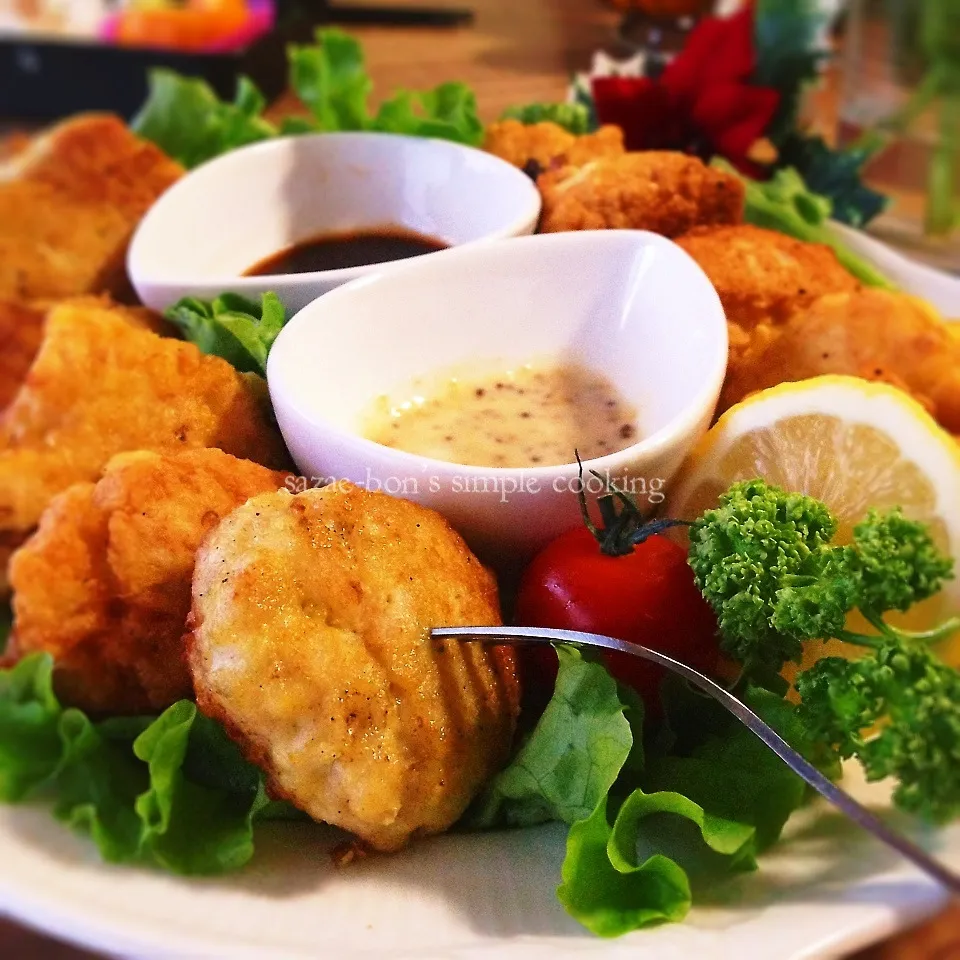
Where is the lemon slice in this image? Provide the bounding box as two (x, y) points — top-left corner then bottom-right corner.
(666, 375), (960, 668)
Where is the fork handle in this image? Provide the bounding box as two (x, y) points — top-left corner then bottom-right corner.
(433, 625), (960, 897)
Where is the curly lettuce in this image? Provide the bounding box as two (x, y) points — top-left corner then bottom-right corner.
(0, 653), (293, 874)
(500, 102), (592, 135)
(165, 292), (288, 376)
(469, 647), (815, 936)
(135, 29), (484, 169)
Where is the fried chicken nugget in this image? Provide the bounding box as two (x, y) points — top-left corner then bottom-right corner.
(188, 483), (520, 852)
(483, 119), (625, 171)
(0, 300), (290, 557)
(0, 296), (175, 416)
(676, 224), (860, 330)
(0, 301), (45, 413)
(0, 114), (182, 301)
(538, 151), (744, 236)
(719, 288), (960, 429)
(8, 450), (289, 714)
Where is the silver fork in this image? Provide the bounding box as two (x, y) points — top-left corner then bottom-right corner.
(432, 624), (960, 896)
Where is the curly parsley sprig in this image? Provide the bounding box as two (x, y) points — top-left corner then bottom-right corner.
(688, 479), (960, 822)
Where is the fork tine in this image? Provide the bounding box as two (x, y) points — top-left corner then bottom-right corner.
(431, 625), (960, 897)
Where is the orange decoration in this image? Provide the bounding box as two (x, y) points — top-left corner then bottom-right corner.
(115, 0), (249, 51)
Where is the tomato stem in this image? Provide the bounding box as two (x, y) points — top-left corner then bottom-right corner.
(574, 452), (690, 557)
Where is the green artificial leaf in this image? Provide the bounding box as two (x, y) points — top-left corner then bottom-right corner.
(165, 292), (288, 376)
(288, 28), (372, 131)
(753, 0), (828, 145)
(557, 790), (756, 937)
(777, 132), (890, 228)
(132, 70), (276, 169)
(375, 82), (484, 145)
(500, 102), (592, 135)
(467, 645), (638, 828)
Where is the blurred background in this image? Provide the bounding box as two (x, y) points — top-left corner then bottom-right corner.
(0, 0), (957, 957)
(1, 0), (957, 267)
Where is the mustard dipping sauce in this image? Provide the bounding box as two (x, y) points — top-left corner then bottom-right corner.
(362, 362), (638, 468)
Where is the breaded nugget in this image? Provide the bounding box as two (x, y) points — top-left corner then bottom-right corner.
(483, 119), (625, 171)
(0, 300), (290, 555)
(0, 114), (182, 301)
(676, 224), (859, 330)
(0, 296), (174, 416)
(538, 151), (744, 236)
(188, 483), (520, 852)
(719, 289), (960, 429)
(9, 450), (289, 715)
(0, 301), (45, 412)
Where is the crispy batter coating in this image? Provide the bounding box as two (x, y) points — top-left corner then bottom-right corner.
(9, 450), (289, 714)
(0, 301), (45, 413)
(719, 289), (960, 430)
(483, 119), (625, 171)
(538, 151), (744, 236)
(0, 114), (182, 301)
(188, 483), (520, 852)
(676, 224), (860, 330)
(0, 300), (290, 554)
(0, 296), (174, 416)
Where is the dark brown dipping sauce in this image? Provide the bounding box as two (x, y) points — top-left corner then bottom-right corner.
(244, 227), (449, 276)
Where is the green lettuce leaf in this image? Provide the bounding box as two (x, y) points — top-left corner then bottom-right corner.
(500, 102), (592, 135)
(133, 71), (277, 170)
(558, 790), (757, 936)
(134, 29), (484, 165)
(713, 158), (895, 289)
(467, 646), (638, 828)
(648, 684), (837, 850)
(165, 292), (288, 376)
(0, 653), (71, 801)
(375, 82), (484, 146)
(288, 28), (373, 131)
(0, 653), (287, 874)
(134, 701), (270, 875)
(52, 712), (151, 863)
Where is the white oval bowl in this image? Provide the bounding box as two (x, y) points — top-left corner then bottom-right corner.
(267, 230), (728, 561)
(128, 132), (542, 315)
(829, 222), (960, 317)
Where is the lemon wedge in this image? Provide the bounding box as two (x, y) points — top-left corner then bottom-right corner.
(666, 375), (960, 668)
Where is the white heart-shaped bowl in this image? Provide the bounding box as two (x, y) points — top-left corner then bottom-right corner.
(267, 230), (728, 562)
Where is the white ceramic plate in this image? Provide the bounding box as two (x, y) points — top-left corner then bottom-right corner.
(1, 234), (958, 960)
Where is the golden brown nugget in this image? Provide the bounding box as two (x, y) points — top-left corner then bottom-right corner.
(719, 288), (960, 430)
(188, 483), (520, 852)
(0, 114), (182, 300)
(9, 450), (289, 715)
(483, 119), (625, 171)
(0, 296), (175, 416)
(538, 151), (744, 236)
(676, 224), (860, 330)
(0, 300), (290, 555)
(0, 301), (46, 413)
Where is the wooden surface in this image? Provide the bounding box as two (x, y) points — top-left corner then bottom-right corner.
(1, 0), (959, 957)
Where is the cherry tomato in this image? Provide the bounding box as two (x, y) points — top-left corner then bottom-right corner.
(515, 526), (719, 715)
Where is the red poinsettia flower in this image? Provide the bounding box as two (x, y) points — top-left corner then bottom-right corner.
(592, 3), (780, 175)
